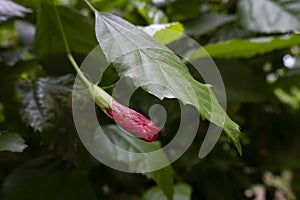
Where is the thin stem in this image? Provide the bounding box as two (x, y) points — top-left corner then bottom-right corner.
(83, 0), (97, 13)
(53, 0), (71, 54)
(67, 53), (92, 88)
(52, 0), (92, 88)
(52, 0), (113, 111)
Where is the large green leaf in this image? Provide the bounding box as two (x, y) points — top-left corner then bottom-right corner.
(18, 74), (92, 168)
(143, 183), (192, 200)
(189, 34), (300, 60)
(101, 125), (174, 200)
(0, 132), (27, 152)
(238, 0), (300, 33)
(94, 12), (242, 153)
(35, 0), (97, 58)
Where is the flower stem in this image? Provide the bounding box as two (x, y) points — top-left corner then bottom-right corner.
(67, 53), (92, 88)
(52, 0), (70, 54)
(52, 0), (92, 88)
(83, 0), (97, 13)
(54, 0), (112, 110)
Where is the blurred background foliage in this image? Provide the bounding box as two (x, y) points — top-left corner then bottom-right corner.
(1, 0), (300, 199)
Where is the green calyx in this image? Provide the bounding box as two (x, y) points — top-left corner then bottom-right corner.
(90, 85), (113, 110)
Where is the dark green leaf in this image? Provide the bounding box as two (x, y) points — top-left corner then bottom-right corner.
(215, 60), (272, 103)
(189, 34), (300, 60)
(95, 12), (242, 153)
(238, 0), (300, 33)
(100, 125), (174, 199)
(90, 0), (129, 12)
(166, 0), (199, 21)
(35, 0), (97, 58)
(143, 183), (192, 200)
(184, 13), (236, 37)
(18, 74), (74, 132)
(2, 155), (97, 200)
(18, 74), (91, 168)
(275, 68), (300, 89)
(145, 167), (174, 200)
(0, 132), (27, 152)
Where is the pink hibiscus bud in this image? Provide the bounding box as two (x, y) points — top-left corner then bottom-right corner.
(91, 85), (160, 142)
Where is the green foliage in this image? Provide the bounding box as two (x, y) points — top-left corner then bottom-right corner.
(184, 13), (236, 37)
(132, 1), (168, 24)
(166, 0), (199, 21)
(101, 125), (174, 199)
(18, 75), (74, 132)
(35, 0), (97, 58)
(189, 34), (300, 59)
(1, 0), (300, 199)
(2, 155), (97, 200)
(214, 59), (273, 103)
(238, 0), (300, 33)
(143, 22), (184, 44)
(95, 12), (241, 152)
(143, 183), (192, 200)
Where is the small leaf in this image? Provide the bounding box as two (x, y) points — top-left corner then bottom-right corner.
(238, 0), (300, 33)
(143, 183), (192, 200)
(189, 34), (300, 60)
(0, 0), (32, 22)
(133, 1), (168, 24)
(94, 12), (242, 153)
(0, 132), (27, 152)
(143, 22), (184, 45)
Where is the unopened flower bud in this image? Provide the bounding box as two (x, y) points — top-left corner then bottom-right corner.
(91, 85), (160, 142)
